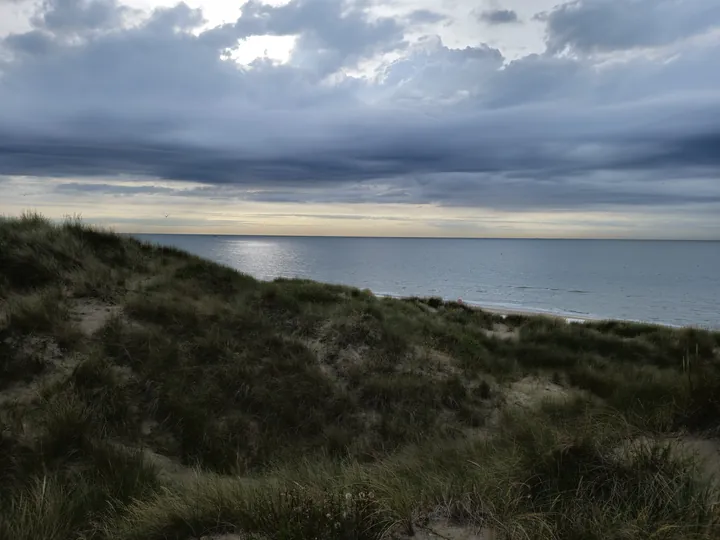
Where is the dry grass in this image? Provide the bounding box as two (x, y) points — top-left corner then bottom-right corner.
(1, 212), (720, 539)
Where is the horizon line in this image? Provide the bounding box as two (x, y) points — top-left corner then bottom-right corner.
(126, 232), (720, 242)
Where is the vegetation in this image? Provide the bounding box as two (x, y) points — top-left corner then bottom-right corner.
(1, 212), (720, 539)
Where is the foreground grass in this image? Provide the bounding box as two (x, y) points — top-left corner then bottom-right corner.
(1, 212), (720, 539)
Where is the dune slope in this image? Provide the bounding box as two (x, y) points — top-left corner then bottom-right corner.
(1, 213), (720, 539)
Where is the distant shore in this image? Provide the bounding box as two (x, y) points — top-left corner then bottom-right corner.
(375, 292), (692, 328)
(454, 300), (693, 328)
(376, 292), (596, 323)
(476, 304), (595, 324)
(133, 233), (720, 330)
(463, 302), (705, 329)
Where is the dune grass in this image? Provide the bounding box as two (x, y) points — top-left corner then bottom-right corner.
(1, 212), (720, 539)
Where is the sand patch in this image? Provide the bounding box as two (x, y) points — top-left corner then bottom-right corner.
(486, 376), (573, 427)
(4, 334), (62, 363)
(422, 348), (458, 367)
(676, 437), (720, 481)
(194, 536), (251, 540)
(305, 338), (365, 384)
(193, 523), (493, 540)
(504, 376), (570, 410)
(142, 447), (200, 484)
(141, 418), (159, 437)
(106, 439), (199, 485)
(0, 336), (79, 406)
(614, 435), (720, 482)
(482, 323), (518, 341)
(70, 298), (122, 335)
(125, 274), (170, 296)
(110, 364), (134, 384)
(394, 522), (498, 540)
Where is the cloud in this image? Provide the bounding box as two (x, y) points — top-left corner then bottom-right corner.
(540, 0), (720, 54)
(206, 0), (407, 77)
(0, 0), (719, 227)
(478, 9), (519, 25)
(53, 181), (180, 196)
(405, 9), (447, 25)
(375, 35), (504, 102)
(30, 0), (133, 34)
(4, 29), (55, 55)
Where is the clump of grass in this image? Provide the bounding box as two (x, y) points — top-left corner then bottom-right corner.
(0, 337), (49, 388)
(105, 476), (385, 540)
(0, 475), (94, 540)
(37, 391), (96, 461)
(174, 259), (257, 295)
(0, 213), (74, 291)
(2, 288), (83, 348)
(0, 444), (159, 540)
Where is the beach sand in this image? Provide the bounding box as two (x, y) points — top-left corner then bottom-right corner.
(377, 292), (597, 324)
(475, 304), (594, 324)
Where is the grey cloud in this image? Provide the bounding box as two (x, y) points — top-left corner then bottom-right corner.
(0, 0), (719, 217)
(110, 217), (233, 228)
(227, 0), (407, 76)
(54, 182), (180, 196)
(4, 30), (54, 55)
(232, 169), (720, 213)
(31, 0), (132, 35)
(8, 102), (719, 187)
(478, 9), (519, 25)
(145, 2), (204, 32)
(377, 36), (504, 102)
(540, 0), (720, 54)
(405, 9), (447, 25)
(409, 173), (720, 210)
(243, 213), (411, 221)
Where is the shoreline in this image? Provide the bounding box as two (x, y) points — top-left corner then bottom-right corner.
(473, 304), (595, 324)
(131, 235), (718, 331)
(461, 302), (708, 329)
(375, 293), (598, 323)
(376, 293), (693, 328)
(376, 292), (598, 323)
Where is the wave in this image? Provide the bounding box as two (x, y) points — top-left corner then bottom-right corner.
(512, 285), (591, 294)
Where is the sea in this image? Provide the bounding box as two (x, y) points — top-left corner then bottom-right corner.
(134, 235), (720, 330)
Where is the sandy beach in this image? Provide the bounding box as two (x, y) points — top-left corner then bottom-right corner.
(468, 303), (595, 324)
(378, 293), (597, 324)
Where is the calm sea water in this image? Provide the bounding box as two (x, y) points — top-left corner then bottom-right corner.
(134, 235), (720, 329)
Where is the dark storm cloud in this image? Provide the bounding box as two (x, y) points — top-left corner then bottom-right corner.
(478, 9), (519, 25)
(540, 0), (720, 54)
(0, 0), (720, 213)
(3, 95), (719, 188)
(3, 117), (718, 185)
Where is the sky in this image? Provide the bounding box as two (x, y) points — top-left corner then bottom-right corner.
(0, 0), (719, 238)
